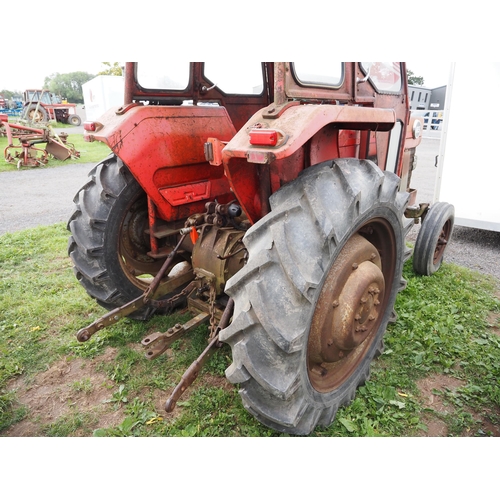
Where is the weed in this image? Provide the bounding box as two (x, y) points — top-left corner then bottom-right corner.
(71, 378), (93, 394)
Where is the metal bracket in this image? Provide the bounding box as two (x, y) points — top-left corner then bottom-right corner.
(141, 312), (210, 360)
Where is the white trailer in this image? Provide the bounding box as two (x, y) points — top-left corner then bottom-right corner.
(436, 63), (500, 232)
(82, 75), (124, 122)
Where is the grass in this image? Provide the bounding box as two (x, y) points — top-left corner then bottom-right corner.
(0, 122), (110, 172)
(0, 223), (499, 437)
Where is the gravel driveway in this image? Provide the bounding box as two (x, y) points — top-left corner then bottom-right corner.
(1, 134), (499, 282)
(0, 162), (94, 235)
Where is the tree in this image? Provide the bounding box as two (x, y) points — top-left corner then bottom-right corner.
(43, 71), (95, 103)
(407, 69), (425, 86)
(0, 89), (19, 100)
(98, 62), (123, 76)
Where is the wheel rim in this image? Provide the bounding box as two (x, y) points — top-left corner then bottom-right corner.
(307, 219), (396, 393)
(433, 218), (452, 265)
(117, 193), (181, 290)
(28, 109), (44, 122)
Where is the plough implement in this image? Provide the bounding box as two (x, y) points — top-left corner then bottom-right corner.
(0, 116), (79, 168)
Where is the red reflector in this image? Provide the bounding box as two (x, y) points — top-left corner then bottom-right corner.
(249, 129), (278, 146)
(83, 121), (97, 132)
(190, 226), (199, 244)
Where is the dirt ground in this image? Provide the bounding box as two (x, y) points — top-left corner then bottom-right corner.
(1, 345), (233, 437)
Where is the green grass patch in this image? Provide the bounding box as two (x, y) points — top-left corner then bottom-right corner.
(1, 224), (499, 436)
(0, 131), (110, 172)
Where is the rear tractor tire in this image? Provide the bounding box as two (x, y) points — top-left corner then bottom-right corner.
(24, 104), (48, 123)
(220, 159), (413, 435)
(67, 154), (182, 319)
(413, 202), (455, 276)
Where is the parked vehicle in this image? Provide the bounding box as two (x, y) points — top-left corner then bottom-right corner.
(68, 62), (454, 435)
(22, 89), (82, 126)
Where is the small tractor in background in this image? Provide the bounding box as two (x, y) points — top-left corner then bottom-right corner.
(22, 89), (82, 126)
(68, 62), (455, 435)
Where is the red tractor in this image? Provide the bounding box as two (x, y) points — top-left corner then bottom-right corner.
(68, 62), (454, 435)
(22, 89), (82, 126)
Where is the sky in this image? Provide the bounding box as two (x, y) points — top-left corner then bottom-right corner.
(406, 62), (452, 89)
(1, 61), (452, 93)
(1, 62), (105, 92)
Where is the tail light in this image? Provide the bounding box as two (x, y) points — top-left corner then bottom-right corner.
(83, 121), (102, 132)
(249, 129), (279, 146)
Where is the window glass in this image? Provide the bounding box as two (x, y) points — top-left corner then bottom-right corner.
(292, 62), (343, 87)
(203, 63), (264, 94)
(137, 62), (190, 90)
(360, 62), (402, 92)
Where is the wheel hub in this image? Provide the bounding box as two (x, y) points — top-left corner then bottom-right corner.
(433, 220), (451, 264)
(308, 232), (387, 392)
(330, 260), (384, 355)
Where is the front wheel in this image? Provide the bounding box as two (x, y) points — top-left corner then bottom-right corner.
(413, 202), (454, 276)
(220, 159), (413, 435)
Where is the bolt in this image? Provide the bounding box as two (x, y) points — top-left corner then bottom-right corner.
(175, 323), (181, 329)
(352, 262), (359, 270)
(332, 300), (339, 308)
(168, 328), (174, 334)
(114, 315), (120, 321)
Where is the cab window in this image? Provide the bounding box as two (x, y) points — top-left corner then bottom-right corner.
(291, 62), (343, 87)
(203, 63), (264, 95)
(136, 62), (190, 90)
(360, 62), (402, 92)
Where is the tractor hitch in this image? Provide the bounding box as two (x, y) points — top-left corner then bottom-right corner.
(164, 298), (234, 412)
(141, 312), (210, 360)
(76, 232), (189, 342)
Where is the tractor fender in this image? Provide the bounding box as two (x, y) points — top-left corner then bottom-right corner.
(84, 104), (237, 222)
(222, 103), (396, 164)
(221, 103), (397, 224)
